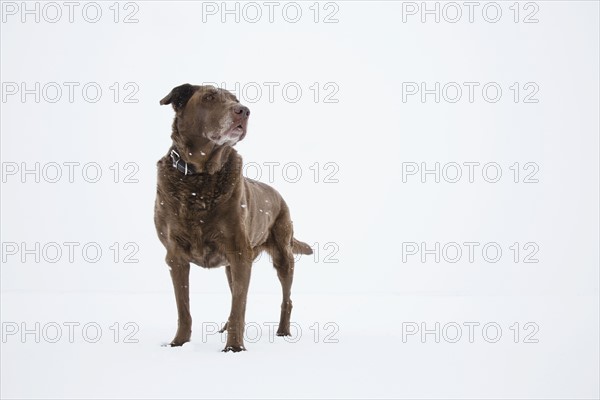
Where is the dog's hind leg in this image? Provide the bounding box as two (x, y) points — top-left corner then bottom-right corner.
(274, 250), (294, 336)
(269, 211), (296, 336)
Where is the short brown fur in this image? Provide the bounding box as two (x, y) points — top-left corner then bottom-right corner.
(155, 84), (312, 352)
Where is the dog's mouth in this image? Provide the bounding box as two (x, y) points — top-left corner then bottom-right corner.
(226, 123), (245, 136)
(214, 122), (246, 145)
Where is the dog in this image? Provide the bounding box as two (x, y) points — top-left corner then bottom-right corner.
(155, 84), (313, 352)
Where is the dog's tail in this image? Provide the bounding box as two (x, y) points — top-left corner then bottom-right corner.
(292, 238), (313, 255)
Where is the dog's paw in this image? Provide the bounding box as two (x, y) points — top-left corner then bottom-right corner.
(218, 322), (228, 334)
(161, 341), (187, 347)
(276, 330), (291, 337)
(222, 345), (246, 353)
(165, 340), (188, 347)
(167, 336), (191, 347)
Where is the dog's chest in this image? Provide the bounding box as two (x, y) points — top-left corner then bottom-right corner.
(155, 165), (241, 268)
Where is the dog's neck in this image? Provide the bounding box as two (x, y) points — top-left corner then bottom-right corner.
(169, 143), (235, 175)
(170, 118), (237, 175)
(170, 147), (195, 175)
(161, 144), (243, 213)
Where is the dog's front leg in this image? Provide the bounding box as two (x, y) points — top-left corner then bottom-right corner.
(166, 254), (191, 346)
(218, 265), (233, 334)
(223, 257), (252, 352)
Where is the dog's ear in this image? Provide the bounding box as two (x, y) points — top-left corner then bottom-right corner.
(160, 84), (197, 111)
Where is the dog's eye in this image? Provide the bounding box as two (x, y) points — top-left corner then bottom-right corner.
(204, 94), (215, 101)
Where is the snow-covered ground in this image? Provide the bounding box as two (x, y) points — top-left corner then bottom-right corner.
(2, 289), (597, 399)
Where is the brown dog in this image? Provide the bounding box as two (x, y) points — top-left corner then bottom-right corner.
(155, 84), (312, 352)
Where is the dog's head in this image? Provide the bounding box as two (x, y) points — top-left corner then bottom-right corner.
(160, 84), (250, 149)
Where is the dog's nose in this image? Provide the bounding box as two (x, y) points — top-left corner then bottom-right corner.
(234, 105), (250, 117)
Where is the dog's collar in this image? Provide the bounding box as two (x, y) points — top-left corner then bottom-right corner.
(170, 148), (196, 175)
